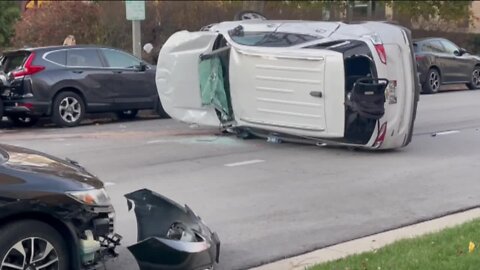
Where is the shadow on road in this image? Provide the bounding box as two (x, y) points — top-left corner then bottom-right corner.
(0, 111), (162, 132)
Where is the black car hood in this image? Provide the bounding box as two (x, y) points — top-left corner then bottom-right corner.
(0, 144), (103, 190)
(125, 189), (220, 270)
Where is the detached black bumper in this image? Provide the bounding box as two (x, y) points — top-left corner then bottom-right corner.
(125, 189), (220, 270)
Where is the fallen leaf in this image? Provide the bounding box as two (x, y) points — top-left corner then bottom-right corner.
(469, 241), (475, 253)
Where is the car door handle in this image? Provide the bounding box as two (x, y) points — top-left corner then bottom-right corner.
(310, 91), (323, 98)
(71, 70), (84, 74)
(112, 71), (123, 74)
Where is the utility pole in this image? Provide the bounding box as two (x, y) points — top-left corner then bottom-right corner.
(347, 2), (353, 22)
(125, 0), (145, 58)
(132, 20), (142, 58)
(367, 0), (373, 18)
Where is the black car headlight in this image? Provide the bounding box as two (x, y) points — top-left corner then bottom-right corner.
(67, 188), (112, 206)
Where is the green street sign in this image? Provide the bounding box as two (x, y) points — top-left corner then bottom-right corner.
(125, 0), (145, 21)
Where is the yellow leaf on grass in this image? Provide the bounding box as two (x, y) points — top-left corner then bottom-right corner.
(469, 241), (476, 253)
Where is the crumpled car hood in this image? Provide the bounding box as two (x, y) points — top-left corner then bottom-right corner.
(125, 189), (220, 270)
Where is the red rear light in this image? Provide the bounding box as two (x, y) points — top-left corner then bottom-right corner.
(12, 52), (45, 78)
(374, 44), (387, 65)
(373, 122), (387, 148)
(415, 55), (425, 61)
(18, 103), (34, 109)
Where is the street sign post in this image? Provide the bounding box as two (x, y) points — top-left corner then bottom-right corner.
(125, 0), (145, 58)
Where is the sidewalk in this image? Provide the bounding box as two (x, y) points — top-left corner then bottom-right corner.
(251, 208), (480, 270)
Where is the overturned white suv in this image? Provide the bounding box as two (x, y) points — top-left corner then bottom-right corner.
(156, 19), (420, 150)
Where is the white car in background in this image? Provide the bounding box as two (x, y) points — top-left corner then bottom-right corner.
(156, 17), (420, 150)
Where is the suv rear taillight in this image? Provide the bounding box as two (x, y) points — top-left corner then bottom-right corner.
(373, 122), (387, 148)
(374, 44), (387, 65)
(415, 55), (425, 61)
(12, 52), (45, 78)
(364, 34), (387, 65)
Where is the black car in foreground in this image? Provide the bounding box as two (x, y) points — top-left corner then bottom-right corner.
(0, 144), (117, 270)
(0, 45), (168, 127)
(0, 144), (220, 270)
(414, 37), (480, 94)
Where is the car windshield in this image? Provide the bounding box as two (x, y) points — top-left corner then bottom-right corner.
(230, 31), (318, 47)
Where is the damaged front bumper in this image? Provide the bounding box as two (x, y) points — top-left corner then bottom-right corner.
(125, 189), (220, 270)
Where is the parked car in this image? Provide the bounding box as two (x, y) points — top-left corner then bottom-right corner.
(156, 19), (420, 150)
(0, 144), (220, 270)
(0, 45), (169, 127)
(413, 37), (480, 94)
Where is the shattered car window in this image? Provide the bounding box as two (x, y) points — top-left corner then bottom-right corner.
(0, 53), (29, 73)
(230, 32), (318, 47)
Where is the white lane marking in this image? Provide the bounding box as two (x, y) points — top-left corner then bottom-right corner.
(224, 159), (265, 167)
(146, 139), (165, 144)
(104, 182), (116, 187)
(432, 130), (460, 136)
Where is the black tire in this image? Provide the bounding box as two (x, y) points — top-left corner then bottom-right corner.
(422, 68), (441, 94)
(466, 66), (480, 90)
(51, 91), (85, 127)
(116, 109), (138, 120)
(0, 220), (69, 270)
(234, 10), (267, 21)
(235, 128), (255, 139)
(10, 116), (39, 127)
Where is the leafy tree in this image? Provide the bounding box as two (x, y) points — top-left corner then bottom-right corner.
(389, 1), (472, 23)
(254, 1), (473, 27)
(12, 1), (103, 48)
(0, 1), (20, 47)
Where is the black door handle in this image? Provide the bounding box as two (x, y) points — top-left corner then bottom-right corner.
(310, 91), (323, 98)
(72, 70), (84, 74)
(112, 71), (123, 74)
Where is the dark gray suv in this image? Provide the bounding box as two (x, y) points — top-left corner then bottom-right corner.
(414, 38), (480, 94)
(0, 46), (168, 127)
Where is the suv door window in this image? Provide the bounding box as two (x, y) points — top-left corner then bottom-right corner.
(102, 49), (141, 69)
(440, 40), (460, 55)
(422, 41), (445, 53)
(44, 50), (67, 66)
(67, 49), (103, 67)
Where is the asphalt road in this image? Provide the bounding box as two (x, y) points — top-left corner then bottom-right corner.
(2, 89), (480, 270)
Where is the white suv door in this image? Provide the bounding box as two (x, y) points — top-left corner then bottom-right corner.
(229, 46), (345, 138)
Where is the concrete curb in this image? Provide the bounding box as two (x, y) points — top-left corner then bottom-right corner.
(250, 208), (480, 270)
